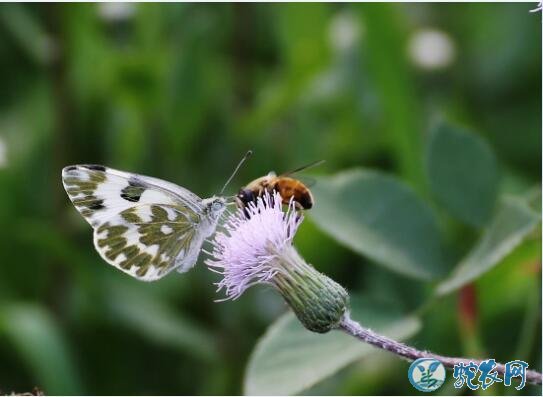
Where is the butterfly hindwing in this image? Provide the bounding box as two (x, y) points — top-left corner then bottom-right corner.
(93, 204), (203, 281)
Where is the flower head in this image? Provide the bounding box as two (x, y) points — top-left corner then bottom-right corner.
(206, 190), (350, 333)
(206, 191), (302, 300)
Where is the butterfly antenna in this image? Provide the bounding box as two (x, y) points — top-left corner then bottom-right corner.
(220, 150), (253, 195)
(281, 159), (325, 176)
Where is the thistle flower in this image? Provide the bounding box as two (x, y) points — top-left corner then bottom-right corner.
(206, 191), (349, 333)
(205, 192), (543, 386)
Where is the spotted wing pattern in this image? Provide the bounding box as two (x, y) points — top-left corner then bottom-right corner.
(94, 204), (204, 281)
(62, 165), (203, 227)
(62, 165), (209, 281)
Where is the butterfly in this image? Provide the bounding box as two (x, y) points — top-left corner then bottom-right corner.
(62, 152), (251, 281)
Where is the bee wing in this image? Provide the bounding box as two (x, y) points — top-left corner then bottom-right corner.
(295, 175), (317, 188)
(279, 159), (325, 177)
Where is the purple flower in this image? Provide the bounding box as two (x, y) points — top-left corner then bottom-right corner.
(206, 191), (303, 300)
(206, 191), (349, 333)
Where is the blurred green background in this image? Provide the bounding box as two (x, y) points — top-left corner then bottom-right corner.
(0, 2), (541, 395)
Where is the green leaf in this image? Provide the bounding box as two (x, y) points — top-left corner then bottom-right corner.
(310, 169), (446, 280)
(105, 282), (218, 362)
(244, 297), (421, 396)
(0, 304), (83, 394)
(277, 3), (330, 78)
(358, 4), (425, 191)
(436, 196), (540, 295)
(426, 123), (499, 227)
(0, 4), (52, 65)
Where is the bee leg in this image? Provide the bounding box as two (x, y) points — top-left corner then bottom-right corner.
(294, 201), (304, 211)
(293, 202), (305, 221)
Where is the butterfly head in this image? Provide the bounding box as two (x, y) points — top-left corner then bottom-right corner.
(204, 196), (227, 221)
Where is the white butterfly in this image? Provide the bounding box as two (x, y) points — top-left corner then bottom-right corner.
(62, 153), (251, 281)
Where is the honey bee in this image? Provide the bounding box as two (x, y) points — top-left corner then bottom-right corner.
(236, 160), (324, 213)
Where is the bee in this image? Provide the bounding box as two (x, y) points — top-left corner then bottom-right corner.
(236, 160), (324, 213)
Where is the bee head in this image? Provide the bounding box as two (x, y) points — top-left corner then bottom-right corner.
(236, 189), (255, 206)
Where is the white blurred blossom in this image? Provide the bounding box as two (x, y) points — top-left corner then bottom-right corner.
(408, 29), (455, 70)
(329, 12), (362, 52)
(98, 3), (136, 22)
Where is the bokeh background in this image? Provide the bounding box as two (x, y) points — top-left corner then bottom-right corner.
(0, 2), (541, 395)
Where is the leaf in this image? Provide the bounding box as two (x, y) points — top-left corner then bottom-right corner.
(426, 123), (499, 227)
(0, 304), (83, 394)
(244, 297), (421, 396)
(429, 361), (439, 373)
(277, 3), (330, 77)
(0, 4), (52, 65)
(436, 196), (540, 295)
(310, 169), (446, 280)
(105, 282), (218, 362)
(359, 4), (425, 191)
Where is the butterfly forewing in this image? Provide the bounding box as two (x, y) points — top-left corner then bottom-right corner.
(62, 165), (203, 226)
(62, 165), (213, 281)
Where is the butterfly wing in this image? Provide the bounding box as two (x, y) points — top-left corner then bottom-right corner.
(62, 164), (203, 227)
(62, 165), (210, 281)
(94, 204), (206, 281)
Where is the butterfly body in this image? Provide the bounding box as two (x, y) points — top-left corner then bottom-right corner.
(62, 165), (226, 281)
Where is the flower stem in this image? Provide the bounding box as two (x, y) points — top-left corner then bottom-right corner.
(339, 313), (542, 386)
